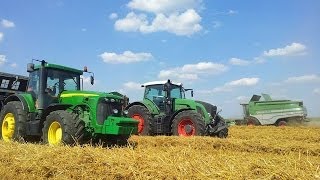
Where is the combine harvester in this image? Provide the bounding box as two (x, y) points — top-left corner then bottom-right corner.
(126, 80), (228, 138)
(0, 60), (138, 145)
(236, 94), (307, 126)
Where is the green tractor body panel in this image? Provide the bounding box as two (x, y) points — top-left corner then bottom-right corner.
(241, 94), (307, 125)
(19, 93), (36, 112)
(142, 98), (160, 114)
(174, 98), (211, 124)
(59, 90), (138, 135)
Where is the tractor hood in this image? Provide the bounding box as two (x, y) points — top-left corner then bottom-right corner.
(59, 90), (125, 104)
(174, 99), (214, 122)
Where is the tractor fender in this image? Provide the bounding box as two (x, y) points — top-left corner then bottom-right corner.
(169, 108), (194, 122)
(4, 94), (30, 112)
(125, 101), (160, 115)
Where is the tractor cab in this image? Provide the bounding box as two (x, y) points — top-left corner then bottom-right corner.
(142, 80), (185, 112)
(27, 61), (83, 110)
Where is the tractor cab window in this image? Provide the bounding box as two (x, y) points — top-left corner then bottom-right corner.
(170, 85), (185, 99)
(145, 85), (165, 109)
(46, 69), (80, 96)
(27, 71), (40, 98)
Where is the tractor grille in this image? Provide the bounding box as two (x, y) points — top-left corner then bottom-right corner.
(97, 100), (123, 125)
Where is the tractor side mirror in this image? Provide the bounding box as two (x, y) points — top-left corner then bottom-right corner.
(90, 75), (94, 85)
(191, 90), (194, 97)
(27, 63), (35, 72)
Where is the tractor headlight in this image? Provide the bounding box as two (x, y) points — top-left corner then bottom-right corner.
(110, 99), (115, 102)
(112, 109), (119, 114)
(123, 110), (128, 115)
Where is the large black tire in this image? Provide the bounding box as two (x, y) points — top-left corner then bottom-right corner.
(171, 110), (205, 136)
(217, 128), (228, 138)
(42, 110), (85, 145)
(127, 105), (153, 135)
(0, 101), (27, 142)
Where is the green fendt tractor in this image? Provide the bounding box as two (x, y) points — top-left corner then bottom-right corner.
(0, 60), (138, 145)
(126, 80), (228, 138)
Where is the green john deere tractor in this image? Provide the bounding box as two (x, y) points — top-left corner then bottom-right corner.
(126, 80), (228, 137)
(0, 60), (138, 145)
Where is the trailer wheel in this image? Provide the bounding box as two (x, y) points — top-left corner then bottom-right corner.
(277, 120), (287, 127)
(246, 117), (260, 126)
(127, 105), (152, 135)
(0, 101), (27, 142)
(42, 110), (84, 145)
(171, 110), (205, 136)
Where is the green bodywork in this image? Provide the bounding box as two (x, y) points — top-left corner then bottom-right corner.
(242, 94), (307, 125)
(59, 91), (138, 135)
(11, 62), (138, 136)
(138, 91), (212, 124)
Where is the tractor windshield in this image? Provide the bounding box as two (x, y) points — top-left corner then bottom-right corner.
(46, 69), (80, 96)
(144, 84), (185, 100)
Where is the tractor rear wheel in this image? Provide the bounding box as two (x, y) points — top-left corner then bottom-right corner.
(42, 110), (85, 145)
(0, 101), (27, 142)
(171, 110), (205, 136)
(127, 105), (152, 135)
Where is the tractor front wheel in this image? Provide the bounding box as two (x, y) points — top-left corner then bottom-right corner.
(171, 110), (205, 136)
(127, 105), (153, 135)
(42, 110), (85, 145)
(0, 101), (27, 142)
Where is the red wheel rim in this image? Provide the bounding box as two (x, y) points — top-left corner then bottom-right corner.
(132, 114), (144, 134)
(177, 118), (195, 136)
(247, 120), (254, 126)
(278, 121), (286, 127)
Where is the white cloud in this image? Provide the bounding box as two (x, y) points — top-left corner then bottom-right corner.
(285, 74), (320, 84)
(313, 88), (320, 95)
(200, 77), (260, 93)
(115, 9), (202, 36)
(226, 77), (260, 87)
(10, 63), (17, 68)
(229, 58), (250, 66)
(114, 12), (148, 32)
(100, 50), (153, 64)
(0, 55), (7, 65)
(0, 32), (3, 42)
(236, 96), (250, 103)
(1, 19), (15, 28)
(123, 81), (143, 90)
(127, 0), (202, 14)
(263, 42), (307, 57)
(109, 13), (118, 20)
(158, 61), (228, 81)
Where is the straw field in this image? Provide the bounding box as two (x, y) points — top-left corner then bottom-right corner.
(0, 126), (319, 179)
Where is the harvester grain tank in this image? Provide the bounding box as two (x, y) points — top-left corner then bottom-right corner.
(239, 94), (307, 126)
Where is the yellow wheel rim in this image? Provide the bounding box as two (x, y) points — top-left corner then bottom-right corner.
(2, 113), (15, 142)
(48, 121), (62, 145)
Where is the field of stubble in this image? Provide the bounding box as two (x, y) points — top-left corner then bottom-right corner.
(0, 125), (319, 179)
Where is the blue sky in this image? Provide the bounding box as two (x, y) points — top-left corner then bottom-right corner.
(0, 0), (319, 117)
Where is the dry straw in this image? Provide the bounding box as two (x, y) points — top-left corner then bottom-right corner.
(0, 126), (319, 179)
